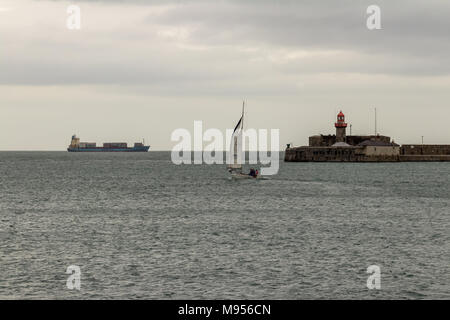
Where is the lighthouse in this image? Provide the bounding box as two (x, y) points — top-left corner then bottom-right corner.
(335, 111), (348, 143)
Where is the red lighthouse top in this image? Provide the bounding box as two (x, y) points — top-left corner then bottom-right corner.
(335, 111), (348, 128)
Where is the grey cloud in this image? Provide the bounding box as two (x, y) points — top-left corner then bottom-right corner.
(2, 0), (450, 90)
(1, 0), (449, 150)
(148, 0), (450, 56)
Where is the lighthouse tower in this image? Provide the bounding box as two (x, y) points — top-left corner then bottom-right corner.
(335, 111), (348, 143)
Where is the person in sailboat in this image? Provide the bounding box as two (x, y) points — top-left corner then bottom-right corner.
(249, 168), (257, 178)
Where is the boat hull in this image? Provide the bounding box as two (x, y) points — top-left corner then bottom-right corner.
(230, 173), (259, 180)
(67, 146), (150, 152)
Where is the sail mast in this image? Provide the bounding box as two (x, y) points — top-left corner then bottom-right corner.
(241, 100), (245, 131)
(227, 101), (245, 171)
(240, 100), (245, 169)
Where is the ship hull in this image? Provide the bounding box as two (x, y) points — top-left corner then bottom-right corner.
(67, 146), (150, 152)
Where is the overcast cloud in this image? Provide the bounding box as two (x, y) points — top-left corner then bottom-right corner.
(1, 0), (449, 150)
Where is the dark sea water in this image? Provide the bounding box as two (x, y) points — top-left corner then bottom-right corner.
(0, 151), (449, 299)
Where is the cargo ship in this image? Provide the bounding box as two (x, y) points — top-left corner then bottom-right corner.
(67, 135), (150, 152)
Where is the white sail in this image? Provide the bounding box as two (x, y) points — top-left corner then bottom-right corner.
(227, 102), (245, 171)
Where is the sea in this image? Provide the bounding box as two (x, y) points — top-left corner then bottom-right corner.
(0, 151), (449, 299)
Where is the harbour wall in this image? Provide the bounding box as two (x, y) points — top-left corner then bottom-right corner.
(401, 145), (450, 155)
(285, 145), (450, 162)
(309, 135), (391, 147)
(284, 146), (400, 162)
(399, 155), (450, 162)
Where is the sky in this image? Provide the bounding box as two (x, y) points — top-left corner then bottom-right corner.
(1, 0), (450, 150)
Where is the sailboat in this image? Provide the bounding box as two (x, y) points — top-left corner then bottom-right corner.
(227, 101), (259, 179)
